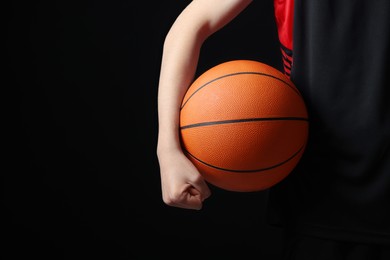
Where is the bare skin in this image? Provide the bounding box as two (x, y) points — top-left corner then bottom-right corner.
(156, 0), (253, 210)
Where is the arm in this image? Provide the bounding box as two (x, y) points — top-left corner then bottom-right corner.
(157, 0), (253, 210)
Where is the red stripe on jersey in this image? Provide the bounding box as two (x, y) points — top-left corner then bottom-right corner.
(274, 0), (294, 51)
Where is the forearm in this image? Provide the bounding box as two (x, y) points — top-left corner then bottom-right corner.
(156, 36), (203, 156)
(156, 7), (208, 155)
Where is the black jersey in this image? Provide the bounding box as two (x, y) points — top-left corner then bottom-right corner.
(268, 0), (390, 244)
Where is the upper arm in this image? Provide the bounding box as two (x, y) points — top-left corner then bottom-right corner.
(168, 0), (253, 42)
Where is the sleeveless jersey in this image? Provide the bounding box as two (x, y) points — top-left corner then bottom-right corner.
(268, 0), (390, 244)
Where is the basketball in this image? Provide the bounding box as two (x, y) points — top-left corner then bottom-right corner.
(179, 59), (309, 192)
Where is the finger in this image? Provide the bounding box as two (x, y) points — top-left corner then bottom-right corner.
(191, 179), (211, 202)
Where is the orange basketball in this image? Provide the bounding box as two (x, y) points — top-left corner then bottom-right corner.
(179, 59), (309, 192)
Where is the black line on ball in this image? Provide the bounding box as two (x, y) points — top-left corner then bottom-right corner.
(180, 117), (308, 130)
(180, 71), (301, 110)
(185, 145), (305, 173)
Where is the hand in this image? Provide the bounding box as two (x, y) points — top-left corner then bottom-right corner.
(158, 150), (211, 210)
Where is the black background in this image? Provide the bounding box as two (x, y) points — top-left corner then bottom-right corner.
(6, 0), (285, 259)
